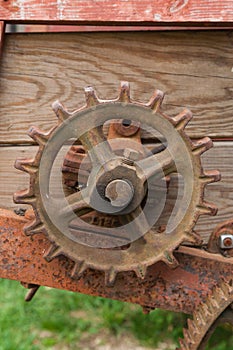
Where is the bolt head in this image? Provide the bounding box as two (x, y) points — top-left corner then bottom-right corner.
(219, 234), (233, 249)
(223, 237), (233, 247)
(123, 148), (139, 162)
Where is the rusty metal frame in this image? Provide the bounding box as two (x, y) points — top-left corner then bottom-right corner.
(0, 208), (232, 315)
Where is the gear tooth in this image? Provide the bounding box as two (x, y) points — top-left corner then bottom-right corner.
(187, 318), (199, 336)
(84, 86), (100, 107)
(217, 284), (228, 301)
(25, 221), (45, 236)
(183, 328), (195, 346)
(199, 303), (212, 325)
(201, 302), (212, 320)
(70, 260), (87, 279)
(13, 193), (23, 204)
(14, 158), (37, 174)
(52, 100), (70, 121)
(147, 89), (165, 111)
(221, 280), (233, 297)
(185, 230), (203, 245)
(205, 297), (216, 314)
(197, 201), (218, 216)
(163, 250), (179, 268)
(13, 189), (36, 205)
(24, 219), (37, 234)
(193, 309), (205, 326)
(28, 126), (50, 145)
(212, 289), (222, 308)
(191, 137), (213, 155)
(105, 267), (117, 286)
(200, 170), (221, 184)
(15, 158), (25, 171)
(172, 109), (192, 130)
(118, 81), (131, 103)
(178, 337), (189, 350)
(43, 244), (63, 262)
(210, 285), (228, 309)
(21, 196), (37, 205)
(134, 264), (147, 279)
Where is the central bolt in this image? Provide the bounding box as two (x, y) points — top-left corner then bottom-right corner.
(105, 179), (134, 208)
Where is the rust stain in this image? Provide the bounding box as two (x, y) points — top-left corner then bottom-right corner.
(161, 265), (199, 289)
(0, 209), (232, 315)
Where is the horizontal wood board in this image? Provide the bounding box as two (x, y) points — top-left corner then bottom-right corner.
(0, 142), (232, 243)
(1, 0), (233, 25)
(0, 31), (233, 144)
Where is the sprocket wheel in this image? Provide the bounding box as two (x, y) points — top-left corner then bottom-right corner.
(14, 82), (220, 286)
(178, 280), (233, 350)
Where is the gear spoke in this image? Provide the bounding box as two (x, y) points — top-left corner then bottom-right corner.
(136, 149), (175, 180)
(120, 206), (151, 242)
(79, 125), (115, 166)
(60, 189), (91, 220)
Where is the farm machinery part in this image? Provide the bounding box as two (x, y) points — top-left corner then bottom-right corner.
(179, 279), (233, 350)
(12, 82), (233, 349)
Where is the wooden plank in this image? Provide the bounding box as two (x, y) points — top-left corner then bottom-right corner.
(1, 142), (232, 243)
(195, 142), (233, 240)
(0, 1), (233, 26)
(0, 31), (233, 144)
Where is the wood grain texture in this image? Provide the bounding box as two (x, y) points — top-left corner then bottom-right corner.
(1, 142), (232, 243)
(0, 0), (233, 25)
(195, 142), (233, 240)
(0, 31), (233, 144)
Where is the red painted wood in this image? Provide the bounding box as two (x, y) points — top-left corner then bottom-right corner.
(0, 0), (233, 26)
(0, 21), (5, 56)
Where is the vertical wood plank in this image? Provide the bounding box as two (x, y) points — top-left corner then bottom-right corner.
(0, 21), (5, 57)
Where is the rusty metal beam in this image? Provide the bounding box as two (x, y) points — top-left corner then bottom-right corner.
(0, 208), (232, 315)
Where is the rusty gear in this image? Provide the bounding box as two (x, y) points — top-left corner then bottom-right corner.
(14, 82), (220, 286)
(178, 280), (233, 350)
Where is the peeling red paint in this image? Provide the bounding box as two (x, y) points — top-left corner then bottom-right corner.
(0, 1), (233, 26)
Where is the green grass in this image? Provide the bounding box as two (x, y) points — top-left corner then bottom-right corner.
(0, 278), (232, 349)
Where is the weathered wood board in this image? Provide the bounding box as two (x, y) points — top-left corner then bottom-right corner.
(0, 31), (232, 244)
(0, 0), (233, 26)
(0, 142), (232, 243)
(0, 31), (233, 144)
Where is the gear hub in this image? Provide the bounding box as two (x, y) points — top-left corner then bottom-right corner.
(14, 82), (220, 286)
